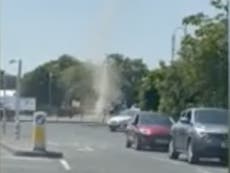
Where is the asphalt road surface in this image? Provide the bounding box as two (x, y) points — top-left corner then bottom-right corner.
(0, 122), (228, 173)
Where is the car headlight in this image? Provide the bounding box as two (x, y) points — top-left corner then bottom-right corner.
(195, 127), (207, 137)
(108, 120), (118, 125)
(139, 128), (152, 135)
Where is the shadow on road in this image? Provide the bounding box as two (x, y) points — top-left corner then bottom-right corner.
(179, 157), (227, 168)
(136, 147), (168, 153)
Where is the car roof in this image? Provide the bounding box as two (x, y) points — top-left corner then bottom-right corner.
(138, 111), (169, 117)
(186, 107), (227, 112)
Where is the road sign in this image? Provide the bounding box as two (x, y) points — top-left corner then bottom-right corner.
(35, 114), (46, 125)
(32, 111), (47, 151)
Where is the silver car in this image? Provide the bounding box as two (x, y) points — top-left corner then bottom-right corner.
(169, 108), (228, 164)
(107, 109), (140, 132)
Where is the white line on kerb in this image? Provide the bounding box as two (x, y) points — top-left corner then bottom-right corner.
(1, 156), (53, 162)
(59, 159), (71, 171)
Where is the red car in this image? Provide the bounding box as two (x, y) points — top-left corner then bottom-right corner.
(125, 112), (173, 150)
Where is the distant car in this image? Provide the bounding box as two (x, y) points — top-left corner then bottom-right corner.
(107, 109), (139, 132)
(125, 112), (173, 150)
(169, 108), (228, 164)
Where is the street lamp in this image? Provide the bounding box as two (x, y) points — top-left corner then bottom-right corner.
(48, 72), (53, 113)
(171, 26), (187, 61)
(0, 71), (7, 134)
(9, 59), (22, 140)
(227, 0), (230, 171)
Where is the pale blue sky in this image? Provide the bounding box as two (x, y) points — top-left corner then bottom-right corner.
(2, 0), (217, 74)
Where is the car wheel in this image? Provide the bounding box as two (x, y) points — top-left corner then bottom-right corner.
(109, 127), (116, 132)
(220, 156), (228, 166)
(126, 137), (132, 148)
(168, 139), (179, 159)
(133, 136), (142, 150)
(187, 141), (199, 164)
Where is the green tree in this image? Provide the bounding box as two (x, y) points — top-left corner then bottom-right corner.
(138, 70), (160, 111)
(21, 54), (79, 108)
(153, 0), (228, 117)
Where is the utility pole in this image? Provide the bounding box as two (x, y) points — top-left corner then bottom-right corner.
(48, 72), (53, 114)
(171, 26), (187, 62)
(227, 0), (230, 171)
(10, 59), (22, 140)
(2, 71), (6, 134)
(15, 59), (22, 140)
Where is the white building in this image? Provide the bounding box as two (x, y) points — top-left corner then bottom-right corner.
(0, 90), (36, 112)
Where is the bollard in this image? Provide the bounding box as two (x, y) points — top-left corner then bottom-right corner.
(32, 111), (47, 152)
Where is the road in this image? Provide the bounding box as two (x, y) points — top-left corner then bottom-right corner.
(0, 122), (227, 173)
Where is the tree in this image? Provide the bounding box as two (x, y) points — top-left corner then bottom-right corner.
(138, 70), (160, 111)
(21, 54), (80, 109)
(152, 0), (228, 117)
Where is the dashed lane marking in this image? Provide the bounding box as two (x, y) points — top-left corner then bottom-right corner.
(59, 159), (71, 171)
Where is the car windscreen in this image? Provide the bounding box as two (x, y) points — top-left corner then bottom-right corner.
(139, 114), (172, 126)
(195, 109), (228, 125)
(120, 110), (138, 117)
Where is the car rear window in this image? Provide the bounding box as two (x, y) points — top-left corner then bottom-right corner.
(139, 113), (172, 126)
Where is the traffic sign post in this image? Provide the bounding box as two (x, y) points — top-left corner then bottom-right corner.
(32, 111), (47, 152)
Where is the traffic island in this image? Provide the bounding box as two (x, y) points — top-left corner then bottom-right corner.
(0, 141), (63, 158)
(0, 111), (63, 159)
(15, 150), (63, 158)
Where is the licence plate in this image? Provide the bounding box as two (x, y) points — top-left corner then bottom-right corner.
(155, 139), (169, 144)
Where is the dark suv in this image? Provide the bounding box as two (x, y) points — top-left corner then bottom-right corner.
(169, 108), (228, 164)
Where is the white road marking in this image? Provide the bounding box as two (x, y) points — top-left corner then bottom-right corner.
(59, 159), (71, 171)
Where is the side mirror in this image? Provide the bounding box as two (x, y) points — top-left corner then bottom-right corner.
(132, 122), (137, 126)
(180, 117), (190, 124)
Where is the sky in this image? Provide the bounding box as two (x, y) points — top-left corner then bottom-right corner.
(1, 0), (217, 74)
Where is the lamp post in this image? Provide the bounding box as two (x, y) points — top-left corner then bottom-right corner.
(171, 26), (187, 61)
(227, 0), (230, 171)
(9, 59), (22, 140)
(48, 72), (53, 114)
(1, 71), (6, 134)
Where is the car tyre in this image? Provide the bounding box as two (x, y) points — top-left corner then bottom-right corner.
(187, 141), (199, 164)
(168, 139), (179, 159)
(126, 138), (132, 148)
(109, 127), (116, 132)
(220, 156), (228, 166)
(133, 136), (142, 150)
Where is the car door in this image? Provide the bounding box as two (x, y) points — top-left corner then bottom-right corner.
(180, 110), (192, 151)
(126, 114), (139, 143)
(174, 112), (186, 150)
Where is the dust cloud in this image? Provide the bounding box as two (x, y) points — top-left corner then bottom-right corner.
(81, 0), (125, 119)
(93, 59), (121, 119)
